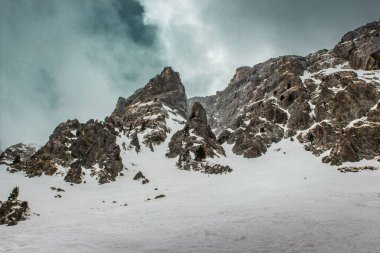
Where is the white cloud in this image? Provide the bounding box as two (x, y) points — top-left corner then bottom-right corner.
(141, 0), (233, 96)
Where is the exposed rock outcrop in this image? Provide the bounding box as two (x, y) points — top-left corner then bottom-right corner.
(298, 69), (380, 162)
(8, 119), (123, 184)
(0, 143), (38, 166)
(337, 166), (378, 173)
(167, 102), (232, 174)
(133, 171), (149, 184)
(190, 55), (309, 158)
(333, 20), (380, 70)
(0, 187), (29, 226)
(328, 105), (380, 165)
(109, 67), (187, 151)
(111, 67), (187, 121)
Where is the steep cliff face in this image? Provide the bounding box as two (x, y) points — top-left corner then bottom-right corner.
(333, 20), (380, 70)
(190, 20), (380, 164)
(189, 55), (311, 158)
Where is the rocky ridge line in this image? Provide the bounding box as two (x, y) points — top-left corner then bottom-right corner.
(189, 20), (380, 165)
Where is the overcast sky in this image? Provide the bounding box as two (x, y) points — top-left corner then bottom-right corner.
(0, 0), (379, 148)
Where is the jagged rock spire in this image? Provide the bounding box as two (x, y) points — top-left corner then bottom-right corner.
(111, 67), (188, 123)
(107, 67), (189, 151)
(166, 102), (231, 174)
(167, 102), (225, 159)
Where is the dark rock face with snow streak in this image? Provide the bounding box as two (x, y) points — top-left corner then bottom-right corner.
(167, 102), (231, 174)
(333, 20), (380, 70)
(7, 119), (123, 184)
(109, 100), (177, 152)
(298, 68), (380, 164)
(109, 67), (187, 151)
(167, 102), (225, 158)
(327, 102), (380, 165)
(190, 55), (310, 158)
(0, 143), (38, 166)
(111, 67), (187, 121)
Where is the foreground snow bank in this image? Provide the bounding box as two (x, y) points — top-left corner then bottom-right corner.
(0, 139), (380, 253)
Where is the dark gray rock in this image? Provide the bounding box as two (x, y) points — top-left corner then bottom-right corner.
(133, 171), (149, 184)
(189, 55), (308, 158)
(338, 166), (378, 173)
(9, 119), (123, 184)
(167, 103), (231, 174)
(109, 67), (187, 150)
(333, 20), (380, 70)
(111, 67), (187, 121)
(0, 187), (29, 226)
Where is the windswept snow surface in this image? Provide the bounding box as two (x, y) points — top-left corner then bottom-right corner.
(1, 134), (380, 252)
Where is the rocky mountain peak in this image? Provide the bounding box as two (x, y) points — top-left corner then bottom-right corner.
(161, 66), (180, 82)
(0, 67), (192, 184)
(230, 66), (252, 83)
(0, 143), (38, 166)
(112, 67), (187, 122)
(108, 67), (188, 152)
(188, 102), (208, 124)
(333, 20), (380, 70)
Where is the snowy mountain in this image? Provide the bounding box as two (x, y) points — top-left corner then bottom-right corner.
(1, 19), (380, 253)
(0, 143), (39, 166)
(1, 21), (380, 184)
(190, 20), (380, 165)
(0, 67), (190, 184)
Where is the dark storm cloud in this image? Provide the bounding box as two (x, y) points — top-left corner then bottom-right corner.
(115, 0), (157, 46)
(199, 0), (380, 57)
(0, 0), (163, 148)
(85, 0), (157, 46)
(1, 0), (379, 148)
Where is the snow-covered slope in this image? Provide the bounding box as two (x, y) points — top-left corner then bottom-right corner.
(1, 137), (380, 252)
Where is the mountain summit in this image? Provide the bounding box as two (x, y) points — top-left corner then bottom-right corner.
(111, 67), (188, 120)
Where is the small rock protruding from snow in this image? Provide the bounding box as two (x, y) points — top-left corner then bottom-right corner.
(0, 187), (30, 226)
(133, 171), (149, 184)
